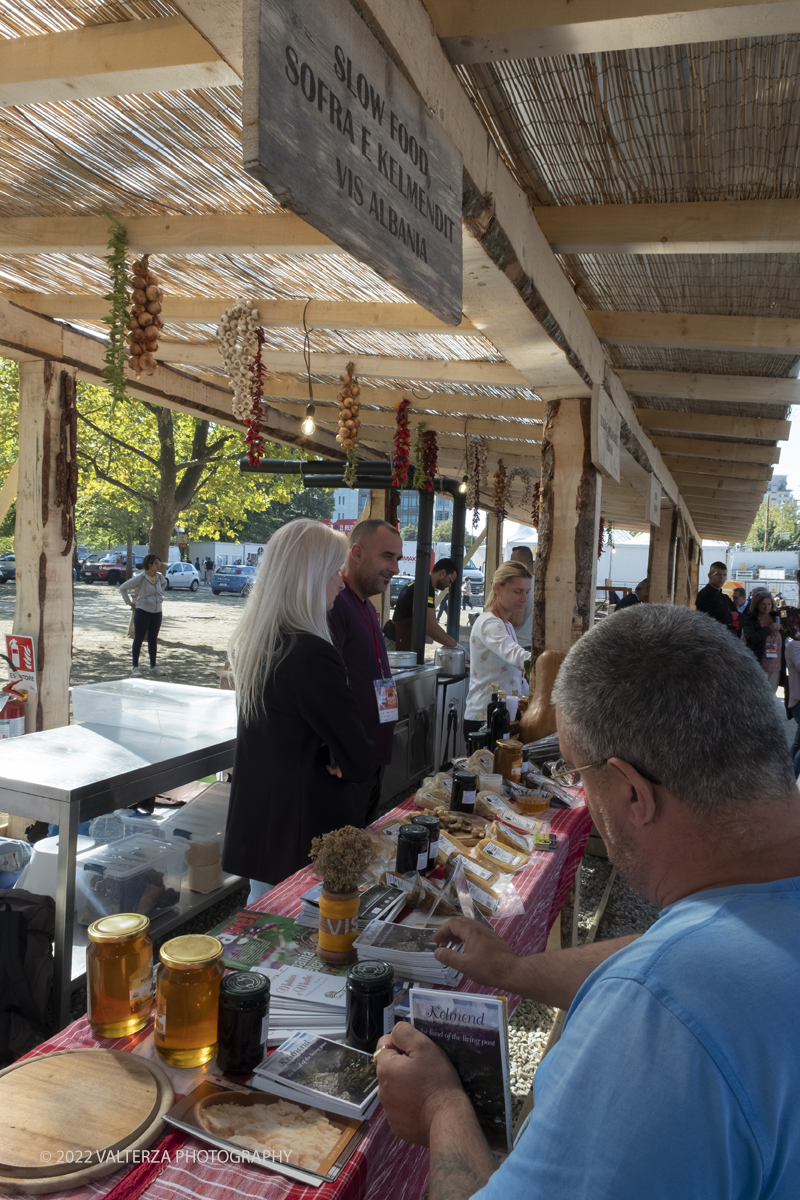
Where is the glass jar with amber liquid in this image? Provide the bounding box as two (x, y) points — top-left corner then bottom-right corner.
(154, 934), (224, 1067)
(86, 913), (153, 1038)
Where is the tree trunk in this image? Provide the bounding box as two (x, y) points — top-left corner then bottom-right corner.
(147, 411), (215, 563)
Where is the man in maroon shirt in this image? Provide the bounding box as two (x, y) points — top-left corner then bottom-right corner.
(328, 519), (403, 823)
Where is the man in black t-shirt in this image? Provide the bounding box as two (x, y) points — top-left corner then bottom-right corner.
(388, 558), (459, 652)
(695, 562), (739, 634)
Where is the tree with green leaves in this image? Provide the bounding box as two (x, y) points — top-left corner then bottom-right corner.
(76, 383), (303, 562)
(238, 487), (334, 542)
(432, 518), (475, 550)
(400, 523), (418, 541)
(0, 360), (19, 553)
(743, 494), (800, 552)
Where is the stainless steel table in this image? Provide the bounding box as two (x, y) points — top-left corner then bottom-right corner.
(0, 720), (238, 1029)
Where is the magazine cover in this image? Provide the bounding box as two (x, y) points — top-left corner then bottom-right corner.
(255, 1031), (378, 1109)
(206, 910), (349, 976)
(355, 920), (440, 954)
(410, 988), (512, 1152)
(165, 1078), (366, 1187)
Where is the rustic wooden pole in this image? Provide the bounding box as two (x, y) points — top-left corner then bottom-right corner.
(532, 399), (601, 658)
(689, 539), (701, 602)
(13, 361), (76, 731)
(648, 505), (676, 604)
(484, 510), (503, 589)
(366, 488), (396, 624)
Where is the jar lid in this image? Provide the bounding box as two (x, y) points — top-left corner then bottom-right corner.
(397, 824), (428, 843)
(411, 813), (440, 830)
(221, 970), (271, 1007)
(88, 913), (150, 942)
(347, 960), (394, 992)
(159, 934), (222, 968)
(454, 770), (478, 787)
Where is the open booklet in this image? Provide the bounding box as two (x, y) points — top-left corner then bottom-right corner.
(165, 1077), (368, 1189)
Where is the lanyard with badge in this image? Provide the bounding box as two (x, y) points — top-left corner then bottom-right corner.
(345, 581), (399, 723)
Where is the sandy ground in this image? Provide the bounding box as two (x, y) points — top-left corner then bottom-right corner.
(0, 579), (243, 689)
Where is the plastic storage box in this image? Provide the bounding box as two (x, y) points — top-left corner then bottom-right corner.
(70, 678), (237, 738)
(158, 782), (231, 849)
(75, 833), (184, 925)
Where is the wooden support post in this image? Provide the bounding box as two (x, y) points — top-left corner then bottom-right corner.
(365, 488), (396, 624)
(647, 507), (675, 604)
(673, 520), (693, 607)
(13, 361), (76, 731)
(689, 538), (700, 602)
(533, 399), (601, 657)
(484, 509), (503, 589)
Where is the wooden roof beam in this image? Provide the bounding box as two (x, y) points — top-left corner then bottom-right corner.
(0, 297), (384, 461)
(271, 398), (542, 440)
(0, 16), (238, 108)
(260, 378), (544, 419)
(661, 454), (773, 480)
(6, 292), (479, 337)
(160, 345), (531, 388)
(635, 409), (790, 442)
(619, 371), (800, 405)
(536, 199), (800, 256)
(671, 471), (767, 494)
(0, 215), (339, 257)
(591, 311), (800, 356)
(425, 0), (800, 63)
(651, 437), (779, 465)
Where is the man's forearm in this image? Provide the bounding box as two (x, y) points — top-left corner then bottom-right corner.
(429, 1093), (496, 1200)
(507, 935), (640, 1010)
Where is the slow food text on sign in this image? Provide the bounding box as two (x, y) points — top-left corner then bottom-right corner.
(242, 0), (463, 326)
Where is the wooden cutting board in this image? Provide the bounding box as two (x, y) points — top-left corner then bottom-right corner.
(0, 1049), (174, 1195)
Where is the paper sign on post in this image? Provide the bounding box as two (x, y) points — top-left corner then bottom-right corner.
(590, 384), (621, 483)
(6, 634), (37, 692)
(649, 475), (662, 526)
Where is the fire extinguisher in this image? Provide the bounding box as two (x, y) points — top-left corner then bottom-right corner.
(0, 680), (26, 738)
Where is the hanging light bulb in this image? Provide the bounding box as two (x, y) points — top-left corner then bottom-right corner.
(301, 402), (316, 436)
(458, 475), (468, 494)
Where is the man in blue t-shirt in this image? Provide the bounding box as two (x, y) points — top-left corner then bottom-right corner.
(375, 604), (800, 1200)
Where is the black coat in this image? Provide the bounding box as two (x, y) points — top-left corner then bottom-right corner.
(742, 611), (788, 695)
(222, 633), (375, 886)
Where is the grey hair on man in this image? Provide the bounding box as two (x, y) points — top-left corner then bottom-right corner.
(552, 604), (795, 816)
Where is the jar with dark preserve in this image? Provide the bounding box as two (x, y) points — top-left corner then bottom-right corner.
(450, 770), (478, 814)
(217, 970), (271, 1074)
(346, 960), (395, 1053)
(467, 727), (489, 754)
(86, 913), (153, 1038)
(395, 824), (429, 874)
(411, 813), (440, 874)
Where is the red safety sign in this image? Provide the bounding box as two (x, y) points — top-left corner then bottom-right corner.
(6, 634), (37, 693)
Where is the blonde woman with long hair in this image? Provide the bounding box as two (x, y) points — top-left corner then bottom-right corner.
(222, 519), (374, 901)
(464, 560), (532, 737)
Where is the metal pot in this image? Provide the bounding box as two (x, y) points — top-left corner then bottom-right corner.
(387, 651), (418, 670)
(434, 645), (466, 676)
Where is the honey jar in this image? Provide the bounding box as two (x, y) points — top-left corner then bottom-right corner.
(154, 934), (224, 1067)
(86, 913), (153, 1038)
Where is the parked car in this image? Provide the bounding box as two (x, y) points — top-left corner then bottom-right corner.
(389, 573), (415, 604)
(81, 553), (144, 585)
(211, 565), (256, 596)
(164, 561), (200, 591)
(0, 553), (15, 583)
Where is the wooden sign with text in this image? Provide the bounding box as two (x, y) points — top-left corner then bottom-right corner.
(590, 385), (621, 483)
(242, 0), (463, 325)
(648, 474), (662, 526)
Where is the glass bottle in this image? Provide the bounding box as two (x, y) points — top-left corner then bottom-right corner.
(346, 960), (395, 1054)
(485, 689), (500, 736)
(489, 691), (510, 750)
(217, 971), (271, 1075)
(154, 934), (224, 1067)
(86, 913), (153, 1038)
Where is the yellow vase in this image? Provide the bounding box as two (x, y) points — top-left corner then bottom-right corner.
(317, 888), (360, 964)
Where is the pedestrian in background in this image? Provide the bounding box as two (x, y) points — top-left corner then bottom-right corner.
(695, 561), (738, 634)
(120, 554), (166, 677)
(204, 557), (214, 584)
(462, 577), (472, 610)
(615, 580), (649, 611)
(742, 589), (786, 694)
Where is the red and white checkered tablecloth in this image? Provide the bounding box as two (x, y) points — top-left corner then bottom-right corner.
(11, 800), (591, 1200)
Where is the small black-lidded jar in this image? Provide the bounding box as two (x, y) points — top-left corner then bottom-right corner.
(217, 970), (270, 1074)
(450, 770), (478, 814)
(467, 728), (490, 754)
(346, 960), (395, 1053)
(395, 824), (429, 874)
(411, 813), (440, 874)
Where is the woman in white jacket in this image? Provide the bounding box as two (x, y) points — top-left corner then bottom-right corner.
(464, 560), (532, 736)
(119, 555), (166, 677)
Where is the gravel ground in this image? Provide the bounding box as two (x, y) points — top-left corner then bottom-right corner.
(507, 848), (659, 1114)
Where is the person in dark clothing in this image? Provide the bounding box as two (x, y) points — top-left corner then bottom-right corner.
(329, 519), (403, 825)
(386, 558), (458, 651)
(223, 520), (374, 902)
(615, 580), (649, 611)
(695, 562), (739, 635)
(742, 588), (787, 696)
